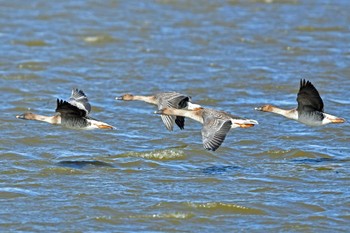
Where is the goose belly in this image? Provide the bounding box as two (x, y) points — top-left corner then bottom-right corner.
(298, 112), (324, 126)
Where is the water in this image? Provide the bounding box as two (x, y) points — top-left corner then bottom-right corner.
(1, 0), (350, 232)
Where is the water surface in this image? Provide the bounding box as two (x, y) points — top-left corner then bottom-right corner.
(1, 0), (350, 232)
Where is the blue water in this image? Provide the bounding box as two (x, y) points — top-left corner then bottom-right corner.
(1, 0), (350, 232)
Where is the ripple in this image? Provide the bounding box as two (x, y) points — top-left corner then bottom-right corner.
(0, 168), (29, 175)
(120, 149), (185, 160)
(83, 35), (119, 44)
(17, 61), (48, 71)
(0, 187), (39, 198)
(128, 212), (193, 219)
(252, 0), (299, 3)
(187, 202), (265, 215)
(0, 152), (28, 160)
(201, 165), (240, 175)
(37, 167), (87, 176)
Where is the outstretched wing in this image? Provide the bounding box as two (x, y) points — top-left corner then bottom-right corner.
(201, 115), (232, 151)
(68, 89), (91, 115)
(175, 117), (185, 130)
(157, 92), (190, 131)
(56, 99), (87, 118)
(297, 79), (324, 112)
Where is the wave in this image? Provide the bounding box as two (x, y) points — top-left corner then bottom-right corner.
(118, 149), (185, 160)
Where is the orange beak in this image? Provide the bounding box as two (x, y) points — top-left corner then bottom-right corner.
(237, 123), (255, 128)
(98, 125), (115, 129)
(330, 118), (346, 124)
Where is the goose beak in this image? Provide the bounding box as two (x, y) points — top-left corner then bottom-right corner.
(330, 118), (346, 124)
(237, 123), (255, 128)
(154, 110), (163, 114)
(97, 125), (116, 130)
(115, 96), (123, 100)
(255, 106), (263, 111)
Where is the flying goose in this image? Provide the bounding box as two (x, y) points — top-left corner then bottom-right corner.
(255, 79), (345, 126)
(155, 107), (258, 151)
(116, 92), (200, 131)
(16, 89), (115, 129)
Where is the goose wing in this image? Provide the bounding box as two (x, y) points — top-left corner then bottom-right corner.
(68, 89), (91, 115)
(56, 99), (87, 118)
(297, 79), (324, 113)
(201, 113), (232, 151)
(157, 92), (191, 131)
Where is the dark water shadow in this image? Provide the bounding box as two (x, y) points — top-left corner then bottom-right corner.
(57, 160), (114, 169)
(291, 158), (341, 164)
(201, 165), (241, 175)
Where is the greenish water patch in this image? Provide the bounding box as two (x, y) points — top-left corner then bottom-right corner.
(0, 73), (41, 80)
(295, 26), (345, 32)
(258, 149), (333, 160)
(12, 40), (49, 46)
(37, 167), (87, 176)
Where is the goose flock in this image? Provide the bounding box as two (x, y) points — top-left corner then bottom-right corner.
(16, 79), (345, 151)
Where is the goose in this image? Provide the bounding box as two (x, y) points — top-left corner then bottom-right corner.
(155, 107), (258, 151)
(255, 79), (345, 126)
(16, 89), (115, 129)
(116, 92), (201, 131)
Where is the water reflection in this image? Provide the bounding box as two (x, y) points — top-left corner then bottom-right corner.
(57, 160), (114, 169)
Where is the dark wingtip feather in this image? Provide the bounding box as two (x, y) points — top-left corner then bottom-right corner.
(300, 79), (313, 87)
(297, 79), (324, 112)
(56, 99), (66, 108)
(205, 146), (217, 152)
(175, 117), (185, 130)
(299, 79), (315, 90)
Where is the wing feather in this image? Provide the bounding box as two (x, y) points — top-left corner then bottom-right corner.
(175, 116), (185, 130)
(201, 116), (232, 151)
(157, 92), (190, 131)
(297, 79), (324, 112)
(68, 89), (91, 114)
(160, 115), (176, 131)
(56, 99), (87, 118)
